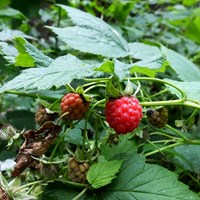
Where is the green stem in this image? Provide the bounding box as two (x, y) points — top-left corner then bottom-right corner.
(82, 118), (89, 157)
(145, 141), (183, 157)
(165, 124), (189, 141)
(72, 187), (88, 200)
(127, 77), (186, 101)
(86, 99), (106, 152)
(50, 128), (70, 161)
(150, 88), (169, 98)
(5, 90), (57, 101)
(84, 77), (110, 82)
(13, 180), (45, 194)
(84, 84), (106, 93)
(186, 108), (199, 123)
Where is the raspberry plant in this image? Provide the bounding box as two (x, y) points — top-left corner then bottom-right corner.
(0, 1), (200, 200)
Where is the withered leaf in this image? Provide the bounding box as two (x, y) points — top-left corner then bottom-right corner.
(12, 121), (61, 177)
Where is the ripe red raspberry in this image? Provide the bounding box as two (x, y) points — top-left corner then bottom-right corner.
(60, 93), (90, 120)
(105, 96), (143, 134)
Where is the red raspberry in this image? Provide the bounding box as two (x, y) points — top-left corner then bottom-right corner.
(60, 93), (90, 120)
(105, 96), (143, 134)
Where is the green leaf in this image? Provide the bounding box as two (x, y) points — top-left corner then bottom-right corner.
(48, 5), (129, 58)
(0, 29), (35, 41)
(100, 134), (137, 160)
(173, 144), (200, 173)
(0, 0), (11, 9)
(0, 7), (26, 19)
(64, 128), (83, 145)
(113, 59), (131, 80)
(185, 15), (200, 44)
(87, 160), (124, 189)
(128, 42), (161, 60)
(108, 1), (134, 23)
(0, 41), (18, 63)
(100, 155), (199, 200)
(39, 182), (87, 200)
(95, 60), (114, 74)
(0, 54), (96, 92)
(106, 78), (121, 98)
(161, 46), (200, 81)
(165, 79), (200, 103)
(13, 37), (53, 67)
(130, 53), (166, 77)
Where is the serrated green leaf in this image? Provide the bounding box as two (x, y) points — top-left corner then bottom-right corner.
(165, 79), (200, 103)
(130, 53), (166, 77)
(0, 54), (96, 92)
(100, 155), (199, 200)
(161, 46), (200, 81)
(87, 160), (124, 189)
(173, 144), (200, 173)
(13, 37), (53, 67)
(0, 41), (18, 63)
(48, 5), (129, 58)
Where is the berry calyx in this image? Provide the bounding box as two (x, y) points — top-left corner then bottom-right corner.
(105, 96), (143, 134)
(60, 93), (90, 120)
(147, 107), (168, 128)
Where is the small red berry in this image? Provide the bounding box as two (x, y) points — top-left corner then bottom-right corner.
(60, 93), (90, 120)
(105, 96), (143, 134)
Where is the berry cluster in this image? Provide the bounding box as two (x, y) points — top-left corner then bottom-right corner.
(105, 96), (143, 134)
(68, 157), (90, 183)
(147, 107), (168, 128)
(60, 93), (90, 120)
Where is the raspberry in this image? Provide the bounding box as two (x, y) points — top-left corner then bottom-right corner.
(105, 96), (143, 134)
(68, 157), (90, 183)
(147, 107), (168, 128)
(60, 93), (90, 120)
(35, 105), (58, 125)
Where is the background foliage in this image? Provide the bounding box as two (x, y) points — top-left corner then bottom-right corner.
(0, 0), (200, 199)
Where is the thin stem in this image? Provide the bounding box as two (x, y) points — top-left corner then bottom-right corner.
(72, 187), (88, 200)
(150, 88), (169, 98)
(13, 180), (45, 194)
(84, 84), (106, 94)
(145, 141), (183, 157)
(165, 124), (189, 141)
(50, 128), (70, 161)
(5, 90), (57, 101)
(127, 77), (186, 101)
(82, 118), (89, 157)
(84, 77), (110, 82)
(150, 131), (180, 140)
(186, 108), (198, 123)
